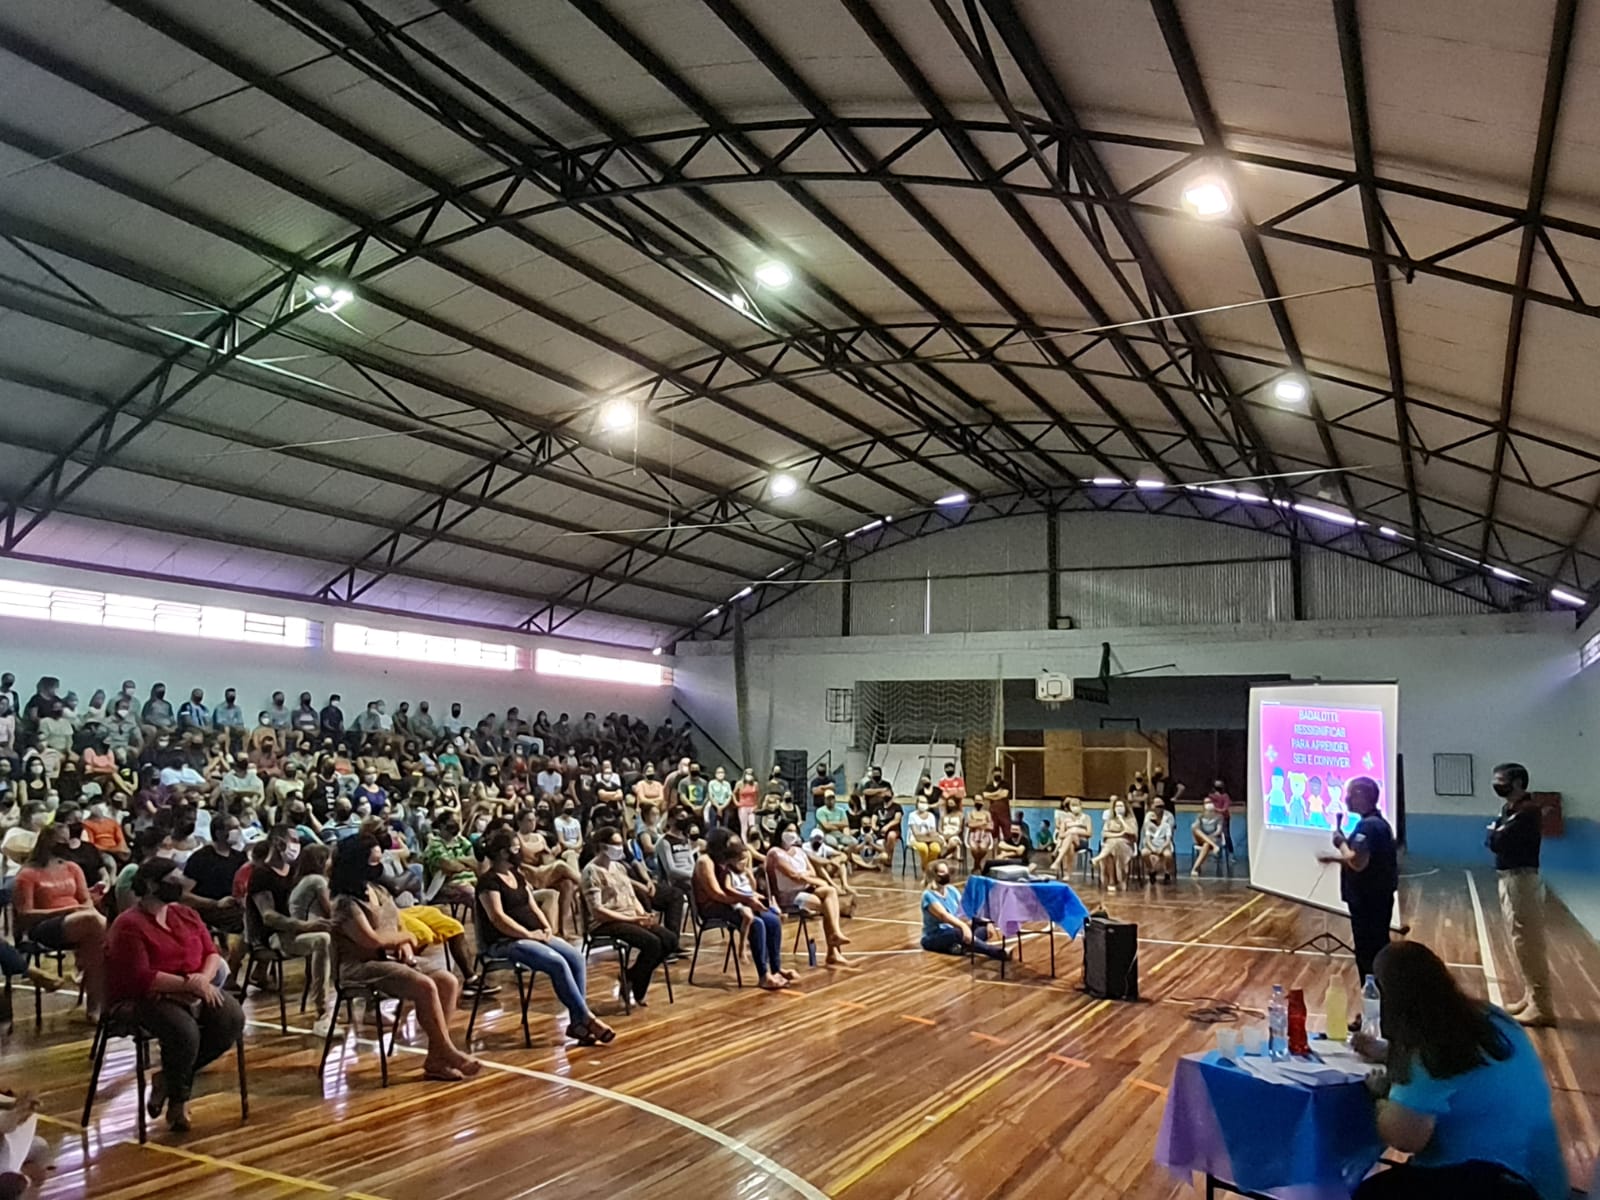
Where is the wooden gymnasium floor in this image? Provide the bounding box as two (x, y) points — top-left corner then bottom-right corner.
(7, 866), (1598, 1200)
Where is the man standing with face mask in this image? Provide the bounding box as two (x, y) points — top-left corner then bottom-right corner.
(1487, 762), (1553, 1027)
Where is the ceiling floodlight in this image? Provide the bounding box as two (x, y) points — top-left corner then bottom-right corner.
(652, 646), (663, 656)
(1181, 177), (1232, 218)
(753, 260), (794, 289)
(1090, 477), (1123, 487)
(1273, 375), (1309, 405)
(770, 473), (799, 498)
(310, 281), (354, 314)
(934, 491), (968, 507)
(727, 291), (749, 311)
(599, 398), (637, 431)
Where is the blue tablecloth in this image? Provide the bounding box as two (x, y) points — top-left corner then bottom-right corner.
(959, 875), (1090, 937)
(1156, 1052), (1383, 1200)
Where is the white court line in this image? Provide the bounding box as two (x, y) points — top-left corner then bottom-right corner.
(250, 1018), (829, 1200)
(1465, 870), (1505, 1007)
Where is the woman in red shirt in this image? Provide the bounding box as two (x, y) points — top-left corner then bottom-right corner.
(106, 857), (243, 1133)
(12, 825), (106, 1022)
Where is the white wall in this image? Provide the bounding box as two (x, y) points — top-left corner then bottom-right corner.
(0, 560), (674, 729)
(674, 611), (1589, 820)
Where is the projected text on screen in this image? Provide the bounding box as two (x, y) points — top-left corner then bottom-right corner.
(1259, 701), (1388, 833)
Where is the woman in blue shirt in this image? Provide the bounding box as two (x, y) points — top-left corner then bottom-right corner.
(1354, 940), (1564, 1199)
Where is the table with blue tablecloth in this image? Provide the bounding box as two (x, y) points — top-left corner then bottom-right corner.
(1155, 1050), (1384, 1200)
(959, 875), (1090, 977)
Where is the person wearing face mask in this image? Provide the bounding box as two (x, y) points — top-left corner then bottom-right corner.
(13, 821), (108, 1021)
(1128, 771), (1151, 807)
(632, 762), (663, 812)
(920, 861), (1006, 961)
(980, 770), (1013, 840)
(353, 771), (388, 817)
(219, 756), (264, 810)
(1192, 799), (1225, 876)
(1095, 796), (1138, 893)
(54, 807), (109, 889)
(676, 760), (709, 819)
(1485, 763), (1551, 1027)
(552, 801), (584, 868)
(1139, 796), (1177, 884)
(81, 795), (130, 865)
(182, 816), (247, 965)
(104, 697), (143, 757)
(422, 815), (478, 908)
(176, 688), (210, 735)
(582, 825), (679, 1005)
(139, 683), (176, 744)
(246, 826), (333, 1030)
(106, 856), (243, 1132)
(965, 795), (996, 874)
(1049, 798), (1094, 877)
(477, 826), (614, 1045)
(652, 807), (699, 894)
(0, 695), (16, 761)
(765, 820), (853, 965)
(907, 788), (942, 877)
(329, 833), (481, 1081)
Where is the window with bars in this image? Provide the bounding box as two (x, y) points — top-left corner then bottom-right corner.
(0, 578), (318, 648)
(331, 622), (520, 671)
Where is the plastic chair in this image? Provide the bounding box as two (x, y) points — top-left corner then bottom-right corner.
(83, 1002), (248, 1143)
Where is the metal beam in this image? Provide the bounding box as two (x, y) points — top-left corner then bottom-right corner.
(1332, 0), (1429, 554)
(1147, 0), (1364, 527)
(1479, 0), (1579, 563)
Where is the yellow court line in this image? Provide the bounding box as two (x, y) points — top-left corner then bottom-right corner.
(35, 1116), (356, 1196)
(830, 999), (1111, 1194)
(1145, 895), (1265, 976)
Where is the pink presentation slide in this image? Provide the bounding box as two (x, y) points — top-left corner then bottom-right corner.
(1259, 701), (1388, 831)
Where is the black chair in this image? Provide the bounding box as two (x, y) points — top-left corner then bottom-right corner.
(82, 1002), (248, 1144)
(463, 897), (538, 1048)
(237, 901), (309, 1035)
(316, 977), (406, 1090)
(684, 887), (743, 988)
(16, 939), (76, 1031)
(579, 902), (674, 1014)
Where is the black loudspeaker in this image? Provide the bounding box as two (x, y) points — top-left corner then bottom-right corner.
(1083, 917), (1139, 1001)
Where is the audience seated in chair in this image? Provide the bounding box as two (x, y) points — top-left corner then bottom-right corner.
(694, 829), (791, 990)
(328, 833), (480, 1082)
(105, 856), (244, 1133)
(1048, 798), (1093, 877)
(247, 825), (333, 1033)
(1192, 799), (1225, 875)
(12, 822), (106, 1022)
(581, 825), (678, 1008)
(1095, 797), (1137, 893)
(764, 819), (853, 966)
(477, 827), (613, 1046)
(1139, 796), (1177, 884)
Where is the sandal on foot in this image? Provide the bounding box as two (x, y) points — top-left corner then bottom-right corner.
(566, 1023), (600, 1046)
(422, 1064), (466, 1082)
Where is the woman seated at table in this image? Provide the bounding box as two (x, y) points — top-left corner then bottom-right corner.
(964, 795), (996, 874)
(1192, 799), (1225, 876)
(12, 823), (107, 1023)
(1139, 796), (1176, 884)
(328, 833), (481, 1082)
(1093, 796), (1137, 893)
(1049, 798), (1094, 877)
(764, 819), (852, 966)
(919, 860), (1006, 961)
(106, 857), (244, 1133)
(477, 827), (614, 1045)
(1351, 940), (1563, 1200)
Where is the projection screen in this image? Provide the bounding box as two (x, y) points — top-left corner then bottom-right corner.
(1247, 682), (1402, 926)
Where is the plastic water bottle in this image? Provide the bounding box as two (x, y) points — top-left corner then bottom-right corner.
(1361, 974), (1382, 1039)
(1324, 980), (1348, 1040)
(1267, 984), (1289, 1060)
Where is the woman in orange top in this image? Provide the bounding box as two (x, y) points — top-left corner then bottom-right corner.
(13, 823), (107, 1021)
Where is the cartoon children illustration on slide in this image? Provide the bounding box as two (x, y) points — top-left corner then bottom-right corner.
(1265, 765), (1288, 824)
(1286, 771), (1308, 826)
(1324, 774), (1348, 832)
(1307, 775), (1329, 829)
